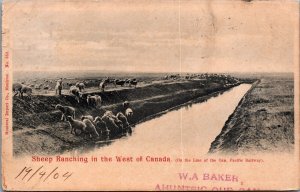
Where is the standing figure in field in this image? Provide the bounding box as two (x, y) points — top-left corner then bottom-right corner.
(99, 82), (104, 92)
(55, 78), (63, 95)
(99, 79), (108, 92)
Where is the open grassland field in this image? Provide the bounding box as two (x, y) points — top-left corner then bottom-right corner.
(210, 74), (294, 154)
(12, 72), (294, 156)
(13, 72), (247, 156)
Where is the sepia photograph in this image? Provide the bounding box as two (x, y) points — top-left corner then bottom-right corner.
(2, 0), (299, 191)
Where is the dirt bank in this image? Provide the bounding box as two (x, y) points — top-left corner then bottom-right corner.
(13, 80), (243, 156)
(209, 75), (294, 154)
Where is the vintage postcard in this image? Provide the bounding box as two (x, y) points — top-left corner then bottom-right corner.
(2, 0), (299, 191)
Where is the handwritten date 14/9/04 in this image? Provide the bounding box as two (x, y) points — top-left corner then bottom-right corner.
(15, 166), (73, 182)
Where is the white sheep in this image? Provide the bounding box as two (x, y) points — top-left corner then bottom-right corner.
(94, 116), (110, 136)
(81, 115), (94, 122)
(80, 115), (110, 137)
(66, 116), (86, 135)
(101, 115), (122, 135)
(125, 108), (133, 118)
(66, 116), (100, 138)
(69, 86), (82, 103)
(82, 118), (100, 138)
(87, 95), (101, 107)
(116, 112), (132, 133)
(116, 112), (130, 128)
(13, 83), (32, 99)
(69, 85), (80, 95)
(55, 104), (75, 121)
(103, 111), (124, 130)
(94, 116), (107, 128)
(103, 111), (119, 122)
(76, 82), (85, 92)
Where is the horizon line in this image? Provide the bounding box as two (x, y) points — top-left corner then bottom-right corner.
(13, 69), (294, 74)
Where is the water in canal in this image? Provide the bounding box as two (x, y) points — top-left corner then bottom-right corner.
(76, 84), (252, 157)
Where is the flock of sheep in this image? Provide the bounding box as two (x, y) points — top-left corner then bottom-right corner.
(13, 73), (238, 101)
(164, 73), (239, 82)
(64, 78), (138, 103)
(12, 77), (139, 100)
(13, 73), (240, 141)
(55, 101), (134, 139)
(13, 79), (136, 140)
(64, 78), (138, 95)
(13, 74), (239, 102)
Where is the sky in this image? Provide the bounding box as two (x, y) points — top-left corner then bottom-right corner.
(3, 0), (299, 73)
